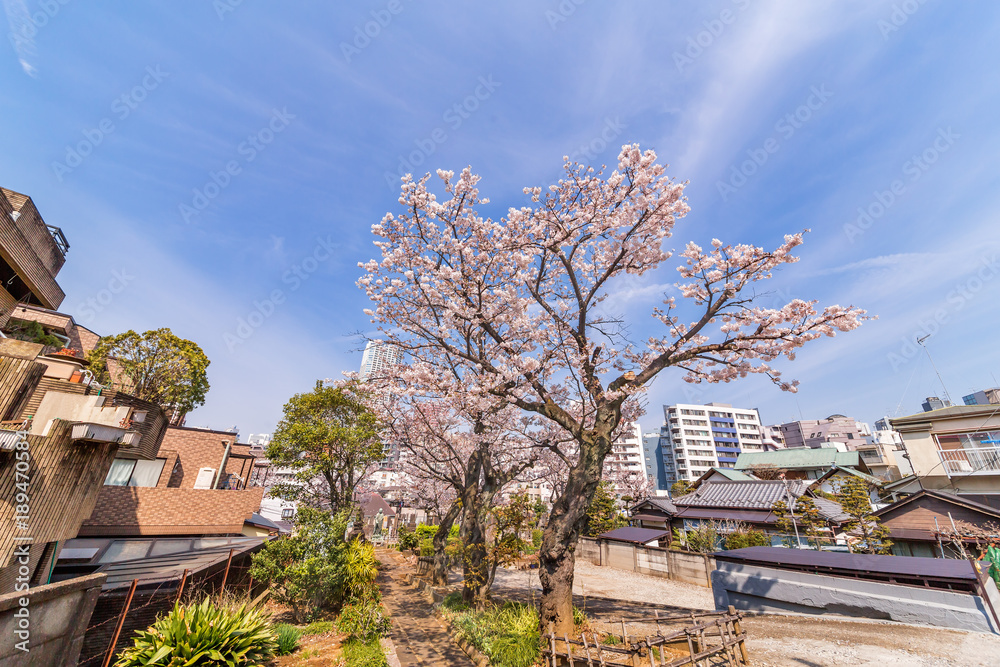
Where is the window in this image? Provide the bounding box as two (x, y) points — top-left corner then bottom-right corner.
(104, 458), (165, 487)
(104, 459), (136, 486)
(281, 508), (295, 519)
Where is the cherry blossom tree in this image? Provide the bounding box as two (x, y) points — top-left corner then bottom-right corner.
(359, 144), (867, 633)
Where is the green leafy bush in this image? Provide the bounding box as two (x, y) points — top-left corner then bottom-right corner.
(115, 598), (276, 666)
(342, 639), (388, 667)
(273, 623), (303, 655)
(249, 507), (350, 622)
(419, 537), (434, 557)
(397, 524), (419, 551)
(723, 528), (770, 550)
(414, 524), (438, 539)
(441, 599), (540, 667)
(303, 620), (334, 635)
(337, 598), (392, 643)
(682, 522), (720, 553)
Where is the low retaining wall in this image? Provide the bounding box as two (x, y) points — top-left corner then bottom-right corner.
(578, 537), (715, 587)
(712, 561), (1000, 635)
(0, 572), (106, 667)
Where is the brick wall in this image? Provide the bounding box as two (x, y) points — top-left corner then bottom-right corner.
(6, 305), (102, 354)
(79, 486), (265, 536)
(159, 426), (253, 489)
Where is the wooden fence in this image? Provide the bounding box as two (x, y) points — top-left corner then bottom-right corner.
(542, 607), (749, 667)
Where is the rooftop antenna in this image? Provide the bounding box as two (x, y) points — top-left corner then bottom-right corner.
(916, 334), (952, 404)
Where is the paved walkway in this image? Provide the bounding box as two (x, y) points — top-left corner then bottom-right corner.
(377, 551), (473, 667)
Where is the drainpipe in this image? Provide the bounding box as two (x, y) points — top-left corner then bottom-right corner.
(214, 440), (233, 489)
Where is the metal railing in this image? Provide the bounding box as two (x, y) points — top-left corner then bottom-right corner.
(938, 446), (1000, 476)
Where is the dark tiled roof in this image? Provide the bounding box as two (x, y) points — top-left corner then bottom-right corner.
(673, 480), (809, 510)
(630, 497), (678, 515)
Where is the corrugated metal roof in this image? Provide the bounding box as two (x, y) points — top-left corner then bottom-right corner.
(735, 448), (860, 470)
(674, 480), (809, 510)
(598, 526), (671, 544)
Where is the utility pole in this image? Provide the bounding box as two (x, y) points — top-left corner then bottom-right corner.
(917, 334), (952, 405)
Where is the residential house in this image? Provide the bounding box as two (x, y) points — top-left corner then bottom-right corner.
(889, 404), (1000, 498)
(872, 490), (1000, 558)
(78, 425), (265, 537)
(734, 447), (872, 480)
(661, 480), (847, 547)
(772, 414), (869, 450)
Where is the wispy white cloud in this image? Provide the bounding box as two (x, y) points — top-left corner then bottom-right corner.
(3, 0), (36, 76)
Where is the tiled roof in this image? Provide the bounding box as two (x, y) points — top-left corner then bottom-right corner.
(630, 497), (678, 514)
(598, 526), (671, 544)
(673, 480), (809, 510)
(735, 448), (860, 470)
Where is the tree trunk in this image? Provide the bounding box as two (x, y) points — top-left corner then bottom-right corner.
(432, 501), (461, 585)
(459, 479), (498, 608)
(537, 431), (610, 635)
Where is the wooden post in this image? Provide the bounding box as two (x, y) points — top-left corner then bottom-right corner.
(102, 579), (138, 667)
(219, 548), (235, 594)
(581, 632), (595, 667)
(549, 631), (558, 667)
(728, 605), (749, 664)
(565, 634), (575, 666)
(594, 633), (607, 667)
(175, 568), (189, 603)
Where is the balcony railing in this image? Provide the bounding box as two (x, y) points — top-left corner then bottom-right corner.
(938, 446), (1000, 476)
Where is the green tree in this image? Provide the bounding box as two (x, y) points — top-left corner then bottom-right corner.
(249, 508), (350, 623)
(266, 379), (384, 513)
(670, 480), (692, 497)
(87, 328), (210, 424)
(585, 481), (626, 537)
(772, 496), (827, 549)
(835, 476), (892, 555)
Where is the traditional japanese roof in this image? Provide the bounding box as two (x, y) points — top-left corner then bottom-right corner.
(873, 489), (1000, 521)
(813, 465), (883, 487)
(629, 497), (678, 515)
(673, 480), (810, 510)
(734, 448), (863, 471)
(597, 526), (671, 544)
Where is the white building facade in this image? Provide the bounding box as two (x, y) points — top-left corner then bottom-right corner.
(660, 402), (769, 482)
(359, 340), (401, 381)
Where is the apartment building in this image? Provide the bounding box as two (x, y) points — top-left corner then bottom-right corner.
(655, 403), (769, 483)
(963, 388), (1000, 406)
(0, 187), (69, 326)
(773, 414), (868, 450)
(359, 340), (400, 381)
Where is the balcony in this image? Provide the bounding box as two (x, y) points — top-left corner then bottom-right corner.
(938, 446), (1000, 476)
(71, 422), (141, 447)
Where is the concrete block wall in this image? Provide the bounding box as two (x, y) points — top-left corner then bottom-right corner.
(711, 561), (1000, 635)
(0, 572), (105, 667)
(578, 537), (715, 588)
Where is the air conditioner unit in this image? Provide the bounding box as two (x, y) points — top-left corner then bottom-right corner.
(946, 460), (973, 473)
(194, 468), (217, 489)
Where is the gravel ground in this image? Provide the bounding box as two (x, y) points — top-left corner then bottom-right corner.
(492, 560), (716, 610)
(491, 562), (1000, 666)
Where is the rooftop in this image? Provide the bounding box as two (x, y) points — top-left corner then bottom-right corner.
(674, 480), (810, 510)
(735, 448), (862, 471)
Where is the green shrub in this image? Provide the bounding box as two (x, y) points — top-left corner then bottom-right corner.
(303, 620), (334, 635)
(115, 598), (276, 666)
(532, 529), (543, 550)
(414, 524), (438, 539)
(683, 522), (721, 554)
(344, 539), (379, 600)
(273, 623), (303, 655)
(249, 507), (350, 622)
(723, 528), (770, 550)
(397, 524), (419, 551)
(442, 601), (540, 667)
(338, 598), (391, 643)
(342, 639), (388, 667)
(419, 537), (434, 557)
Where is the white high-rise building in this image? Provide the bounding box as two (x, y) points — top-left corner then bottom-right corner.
(359, 340), (401, 380)
(660, 402), (767, 482)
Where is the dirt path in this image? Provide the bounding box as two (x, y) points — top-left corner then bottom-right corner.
(377, 551), (473, 667)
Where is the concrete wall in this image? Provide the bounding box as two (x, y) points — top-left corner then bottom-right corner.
(0, 572), (105, 666)
(578, 537), (715, 587)
(711, 561), (1000, 635)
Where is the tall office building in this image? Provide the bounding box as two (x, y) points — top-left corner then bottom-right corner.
(653, 402), (769, 483)
(359, 340), (401, 380)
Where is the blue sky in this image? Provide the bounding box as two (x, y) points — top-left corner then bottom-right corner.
(2, 1), (998, 437)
